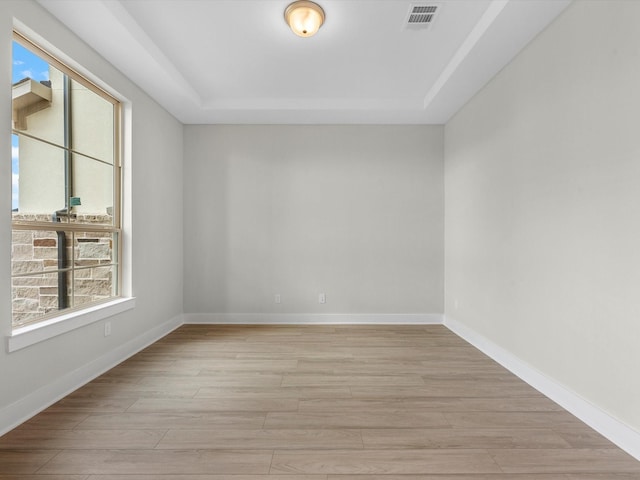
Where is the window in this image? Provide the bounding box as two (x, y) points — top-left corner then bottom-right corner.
(11, 31), (122, 330)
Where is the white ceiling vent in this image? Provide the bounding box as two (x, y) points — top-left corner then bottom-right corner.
(405, 4), (440, 30)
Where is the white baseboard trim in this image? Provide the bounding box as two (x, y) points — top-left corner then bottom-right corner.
(185, 313), (443, 325)
(0, 314), (183, 437)
(444, 316), (640, 462)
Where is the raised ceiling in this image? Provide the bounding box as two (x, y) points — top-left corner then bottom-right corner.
(37, 0), (571, 124)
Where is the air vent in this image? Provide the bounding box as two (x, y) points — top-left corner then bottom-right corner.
(405, 4), (439, 29)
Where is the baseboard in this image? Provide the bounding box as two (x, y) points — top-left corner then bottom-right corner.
(185, 312), (443, 325)
(444, 316), (640, 462)
(0, 313), (184, 437)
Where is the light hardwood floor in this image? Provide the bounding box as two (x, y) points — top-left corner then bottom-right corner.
(1, 324), (639, 478)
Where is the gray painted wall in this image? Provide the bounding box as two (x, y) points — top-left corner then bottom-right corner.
(0, 1), (183, 414)
(445, 0), (640, 431)
(184, 125), (444, 315)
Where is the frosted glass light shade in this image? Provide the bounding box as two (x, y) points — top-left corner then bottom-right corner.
(285, 1), (325, 37)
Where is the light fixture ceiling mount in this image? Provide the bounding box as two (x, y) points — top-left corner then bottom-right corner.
(284, 1), (325, 38)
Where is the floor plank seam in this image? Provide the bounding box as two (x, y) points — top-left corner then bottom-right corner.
(153, 428), (170, 449)
(33, 448), (64, 475)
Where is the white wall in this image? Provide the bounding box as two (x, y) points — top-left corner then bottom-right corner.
(445, 0), (640, 432)
(184, 125), (443, 317)
(1, 0), (183, 427)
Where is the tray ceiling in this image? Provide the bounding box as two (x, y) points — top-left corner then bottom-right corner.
(37, 0), (571, 124)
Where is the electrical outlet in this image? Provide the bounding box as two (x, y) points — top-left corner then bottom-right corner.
(319, 292), (326, 304)
(275, 294), (281, 304)
(454, 299), (459, 310)
(104, 321), (111, 337)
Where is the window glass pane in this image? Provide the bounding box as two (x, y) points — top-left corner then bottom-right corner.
(12, 42), (65, 148)
(70, 152), (114, 225)
(73, 265), (115, 308)
(11, 135), (67, 221)
(11, 134), (19, 211)
(12, 41), (49, 85)
(11, 229), (72, 275)
(70, 79), (114, 164)
(12, 271), (71, 328)
(11, 229), (118, 328)
(73, 232), (115, 267)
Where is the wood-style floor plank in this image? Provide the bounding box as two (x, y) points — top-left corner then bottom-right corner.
(350, 383), (540, 397)
(297, 396), (563, 413)
(126, 397), (298, 413)
(66, 382), (200, 399)
(18, 412), (89, 430)
(264, 411), (450, 429)
(156, 428), (363, 449)
(84, 475), (326, 480)
(444, 411), (585, 428)
(0, 324), (637, 479)
(490, 448), (640, 474)
(0, 475), (89, 480)
(194, 386), (352, 399)
(281, 373), (425, 387)
(0, 450), (60, 474)
(44, 397), (137, 413)
(74, 412), (267, 430)
(270, 449), (503, 474)
(175, 359), (299, 372)
(37, 449), (273, 475)
(553, 426), (618, 448)
(360, 428), (571, 449)
(137, 373), (284, 387)
(326, 475), (640, 480)
(296, 358), (509, 375)
(0, 429), (164, 450)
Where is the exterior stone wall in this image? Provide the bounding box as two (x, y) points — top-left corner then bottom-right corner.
(11, 213), (115, 328)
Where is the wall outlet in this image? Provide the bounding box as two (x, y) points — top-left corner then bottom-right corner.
(275, 294), (281, 304)
(319, 292), (326, 304)
(104, 321), (111, 337)
(454, 299), (459, 310)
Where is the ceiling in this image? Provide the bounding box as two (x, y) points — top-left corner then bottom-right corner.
(36, 0), (571, 125)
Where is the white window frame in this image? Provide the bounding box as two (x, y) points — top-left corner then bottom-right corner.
(7, 29), (134, 352)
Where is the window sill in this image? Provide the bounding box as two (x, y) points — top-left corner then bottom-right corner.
(7, 297), (136, 352)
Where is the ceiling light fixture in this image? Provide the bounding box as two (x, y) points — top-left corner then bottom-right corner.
(284, 1), (325, 37)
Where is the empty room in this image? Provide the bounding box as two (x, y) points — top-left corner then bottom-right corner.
(1, 0), (639, 477)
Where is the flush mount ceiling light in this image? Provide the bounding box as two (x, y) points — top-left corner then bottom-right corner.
(284, 1), (325, 37)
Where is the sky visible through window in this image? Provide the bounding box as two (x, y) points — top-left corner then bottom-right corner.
(11, 41), (50, 210)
